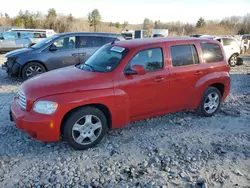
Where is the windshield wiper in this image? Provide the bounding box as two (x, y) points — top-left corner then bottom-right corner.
(84, 63), (95, 71)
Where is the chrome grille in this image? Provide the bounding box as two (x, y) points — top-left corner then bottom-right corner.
(17, 89), (27, 110)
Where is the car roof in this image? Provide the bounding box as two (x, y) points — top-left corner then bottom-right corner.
(112, 37), (216, 49)
(213, 36), (238, 40)
(56, 32), (119, 37)
(10, 29), (53, 32)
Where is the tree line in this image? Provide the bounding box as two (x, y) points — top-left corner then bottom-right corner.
(0, 9), (250, 36)
(142, 15), (250, 36)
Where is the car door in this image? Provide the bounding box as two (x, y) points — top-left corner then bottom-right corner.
(77, 35), (102, 63)
(16, 31), (32, 48)
(0, 31), (17, 51)
(44, 35), (79, 70)
(166, 42), (204, 111)
(114, 45), (170, 120)
(221, 38), (237, 60)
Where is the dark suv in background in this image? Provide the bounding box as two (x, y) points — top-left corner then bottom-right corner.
(2, 32), (125, 79)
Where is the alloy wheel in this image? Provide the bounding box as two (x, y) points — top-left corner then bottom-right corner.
(72, 115), (102, 145)
(204, 92), (220, 114)
(230, 56), (237, 66)
(25, 65), (44, 78)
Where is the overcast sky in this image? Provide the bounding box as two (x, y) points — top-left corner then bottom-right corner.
(2, 0), (250, 24)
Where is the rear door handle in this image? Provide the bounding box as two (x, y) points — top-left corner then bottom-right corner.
(154, 77), (165, 82)
(79, 52), (86, 56)
(71, 53), (79, 57)
(194, 71), (203, 75)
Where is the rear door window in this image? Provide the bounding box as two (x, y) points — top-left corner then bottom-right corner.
(78, 36), (102, 48)
(20, 32), (34, 39)
(170, 44), (199, 67)
(102, 37), (115, 45)
(200, 43), (224, 63)
(102, 37), (113, 44)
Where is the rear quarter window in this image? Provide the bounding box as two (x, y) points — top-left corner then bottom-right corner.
(102, 37), (115, 44)
(200, 43), (224, 63)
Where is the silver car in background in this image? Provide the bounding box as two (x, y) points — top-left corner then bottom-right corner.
(0, 29), (56, 52)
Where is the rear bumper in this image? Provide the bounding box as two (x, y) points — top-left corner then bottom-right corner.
(10, 98), (61, 142)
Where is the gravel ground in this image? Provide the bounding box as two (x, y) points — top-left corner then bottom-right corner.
(0, 55), (250, 188)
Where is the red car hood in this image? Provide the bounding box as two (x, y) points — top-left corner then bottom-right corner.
(21, 66), (113, 101)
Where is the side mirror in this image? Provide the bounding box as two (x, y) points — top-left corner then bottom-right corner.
(0, 37), (4, 40)
(49, 45), (58, 52)
(124, 65), (146, 75)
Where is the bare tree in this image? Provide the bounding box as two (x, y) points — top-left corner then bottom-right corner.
(88, 9), (102, 32)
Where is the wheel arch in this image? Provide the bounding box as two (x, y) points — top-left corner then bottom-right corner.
(209, 83), (224, 97)
(228, 52), (239, 61)
(194, 73), (229, 109)
(20, 60), (48, 78)
(60, 103), (112, 137)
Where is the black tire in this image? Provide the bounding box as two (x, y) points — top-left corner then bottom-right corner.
(62, 106), (108, 150)
(243, 47), (247, 54)
(228, 54), (238, 67)
(21, 62), (46, 80)
(197, 86), (221, 117)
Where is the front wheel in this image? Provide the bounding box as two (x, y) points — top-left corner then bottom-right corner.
(21, 62), (46, 80)
(228, 54), (238, 67)
(62, 106), (108, 150)
(242, 46), (247, 54)
(197, 87), (221, 117)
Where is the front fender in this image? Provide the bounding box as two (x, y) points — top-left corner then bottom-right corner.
(34, 88), (129, 131)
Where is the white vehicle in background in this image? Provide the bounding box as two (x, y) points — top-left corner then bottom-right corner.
(121, 30), (149, 40)
(213, 36), (241, 67)
(134, 30), (149, 39)
(241, 34), (250, 54)
(202, 36), (241, 67)
(0, 28), (56, 52)
(152, 29), (168, 37)
(121, 30), (135, 40)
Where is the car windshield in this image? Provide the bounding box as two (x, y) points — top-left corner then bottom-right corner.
(78, 44), (129, 72)
(31, 34), (59, 49)
(0, 31), (16, 40)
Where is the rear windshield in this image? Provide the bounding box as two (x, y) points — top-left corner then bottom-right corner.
(78, 44), (129, 72)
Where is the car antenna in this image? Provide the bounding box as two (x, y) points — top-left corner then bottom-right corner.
(111, 24), (127, 45)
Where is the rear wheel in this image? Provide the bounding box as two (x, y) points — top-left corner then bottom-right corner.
(228, 54), (238, 67)
(242, 46), (247, 54)
(21, 62), (46, 80)
(62, 106), (108, 150)
(197, 87), (221, 117)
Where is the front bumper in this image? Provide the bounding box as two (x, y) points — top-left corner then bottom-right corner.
(10, 98), (61, 142)
(2, 59), (21, 77)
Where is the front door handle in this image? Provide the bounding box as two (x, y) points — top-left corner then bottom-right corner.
(154, 77), (165, 82)
(194, 71), (203, 75)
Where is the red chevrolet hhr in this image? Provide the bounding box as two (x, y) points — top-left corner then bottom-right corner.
(10, 37), (230, 150)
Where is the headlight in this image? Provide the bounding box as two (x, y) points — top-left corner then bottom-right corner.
(33, 101), (58, 115)
(8, 56), (18, 61)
